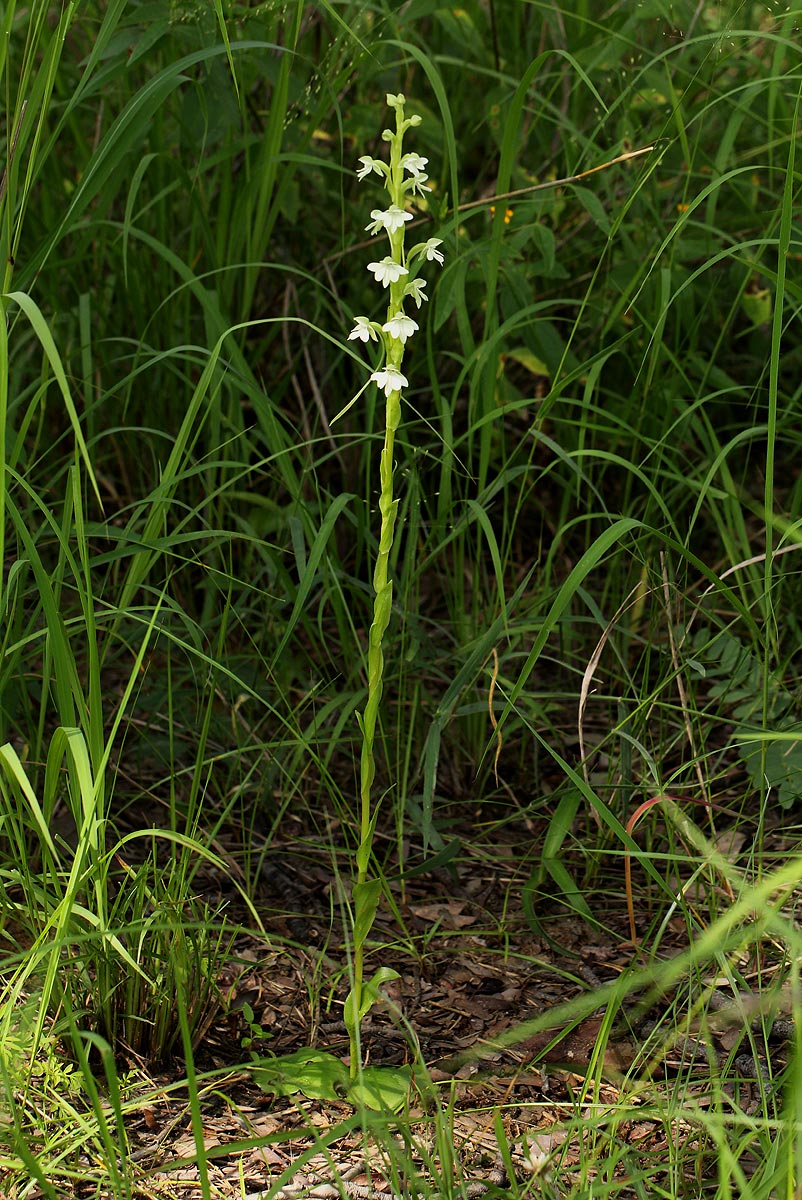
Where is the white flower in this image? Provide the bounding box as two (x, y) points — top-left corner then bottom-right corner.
(405, 172), (431, 197)
(404, 278), (428, 307)
(382, 314), (419, 343)
(348, 316), (378, 343)
(367, 258), (409, 287)
(386, 92), (405, 109)
(356, 155), (385, 180)
(365, 205), (414, 236)
(401, 153), (428, 176)
(421, 238), (444, 263)
(370, 365), (409, 396)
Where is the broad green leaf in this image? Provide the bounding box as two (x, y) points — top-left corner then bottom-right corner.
(251, 1049), (349, 1102)
(355, 812), (379, 879)
(740, 283), (771, 327)
(571, 185), (612, 234)
(344, 966), (400, 1029)
(366, 966), (400, 992)
(352, 878), (382, 946)
(348, 1065), (410, 1112)
(501, 347), (550, 378)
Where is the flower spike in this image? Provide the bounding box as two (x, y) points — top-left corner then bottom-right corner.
(344, 94), (443, 1082)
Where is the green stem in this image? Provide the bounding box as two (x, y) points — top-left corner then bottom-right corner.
(349, 383), (401, 1078)
(359, 397), (400, 851)
(357, 103), (408, 862)
(347, 95), (422, 1079)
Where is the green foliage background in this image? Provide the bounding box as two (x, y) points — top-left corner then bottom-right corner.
(1, 0), (802, 1192)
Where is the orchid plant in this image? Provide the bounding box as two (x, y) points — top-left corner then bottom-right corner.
(344, 94), (444, 1078)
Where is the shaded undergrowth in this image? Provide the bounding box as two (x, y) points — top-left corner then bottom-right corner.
(1, 0), (801, 1195)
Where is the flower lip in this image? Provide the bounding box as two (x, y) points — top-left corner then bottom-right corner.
(401, 153), (428, 176)
(382, 314), (419, 344)
(356, 155), (385, 180)
(349, 316), (378, 343)
(405, 173), (431, 197)
(370, 365), (409, 396)
(404, 279), (428, 307)
(422, 238), (444, 264)
(365, 205), (414, 236)
(367, 258), (409, 287)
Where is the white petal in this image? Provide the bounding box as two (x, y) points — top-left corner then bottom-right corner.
(404, 279), (428, 308)
(349, 317), (376, 342)
(370, 366), (409, 396)
(382, 314), (419, 343)
(401, 153), (428, 176)
(367, 258), (409, 287)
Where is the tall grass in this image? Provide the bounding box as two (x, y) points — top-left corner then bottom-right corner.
(0, 0), (801, 1193)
